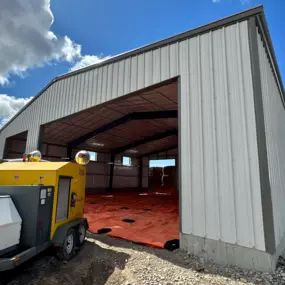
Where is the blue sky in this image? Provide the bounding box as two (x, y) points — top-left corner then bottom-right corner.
(0, 0), (284, 166)
(149, 159), (176, 168)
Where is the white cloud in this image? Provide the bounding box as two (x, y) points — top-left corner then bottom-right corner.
(0, 0), (82, 85)
(0, 0), (110, 127)
(70, 54), (112, 72)
(0, 94), (32, 127)
(212, 0), (221, 2)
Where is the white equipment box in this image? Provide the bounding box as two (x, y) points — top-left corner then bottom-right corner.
(0, 196), (22, 253)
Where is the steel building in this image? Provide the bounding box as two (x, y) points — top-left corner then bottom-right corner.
(0, 6), (285, 271)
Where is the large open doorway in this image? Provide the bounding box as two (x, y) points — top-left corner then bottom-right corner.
(3, 131), (27, 159)
(39, 78), (179, 249)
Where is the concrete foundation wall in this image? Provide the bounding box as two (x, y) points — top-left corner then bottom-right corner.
(180, 233), (277, 272)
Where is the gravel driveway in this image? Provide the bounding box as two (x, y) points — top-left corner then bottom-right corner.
(1, 232), (285, 285)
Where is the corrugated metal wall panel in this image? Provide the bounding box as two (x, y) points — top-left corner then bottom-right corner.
(179, 39), (192, 235)
(170, 43), (179, 78)
(0, 19), (265, 251)
(178, 21), (264, 250)
(101, 65), (108, 103)
(213, 27), (236, 245)
(137, 53), (145, 90)
(144, 50), (153, 87)
(106, 64), (113, 102)
(225, 24), (256, 247)
(118, 60), (125, 97)
(26, 125), (41, 153)
(161, 45), (170, 81)
(91, 69), (98, 106)
(131, 56), (138, 92)
(258, 30), (285, 248)
(200, 31), (220, 241)
(152, 49), (161, 84)
(111, 62), (119, 100)
(124, 58), (131, 95)
(85, 70), (92, 108)
(189, 35), (206, 239)
(79, 73), (86, 111)
(242, 26), (265, 251)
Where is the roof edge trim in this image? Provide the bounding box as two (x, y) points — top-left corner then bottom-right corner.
(0, 5), (264, 133)
(256, 14), (285, 103)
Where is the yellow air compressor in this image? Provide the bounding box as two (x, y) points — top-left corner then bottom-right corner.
(0, 150), (90, 271)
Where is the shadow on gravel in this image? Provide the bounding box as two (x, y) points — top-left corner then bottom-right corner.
(0, 240), (130, 285)
(90, 232), (275, 285)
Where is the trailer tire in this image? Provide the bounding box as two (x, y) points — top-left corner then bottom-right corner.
(55, 228), (76, 261)
(76, 223), (87, 247)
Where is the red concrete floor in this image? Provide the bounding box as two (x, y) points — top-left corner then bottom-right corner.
(84, 189), (179, 249)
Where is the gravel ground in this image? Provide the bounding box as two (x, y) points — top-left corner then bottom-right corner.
(1, 233), (285, 285)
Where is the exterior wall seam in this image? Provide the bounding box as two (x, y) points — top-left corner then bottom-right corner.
(247, 17), (275, 253)
(238, 20), (256, 248)
(223, 26), (238, 245)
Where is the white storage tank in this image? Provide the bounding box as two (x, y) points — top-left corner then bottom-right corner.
(0, 196), (22, 253)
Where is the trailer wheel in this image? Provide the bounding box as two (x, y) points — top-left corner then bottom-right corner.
(55, 228), (76, 261)
(76, 223), (87, 247)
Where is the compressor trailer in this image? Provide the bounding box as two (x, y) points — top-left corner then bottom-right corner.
(0, 150), (90, 271)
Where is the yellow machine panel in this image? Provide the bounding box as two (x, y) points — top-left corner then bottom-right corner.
(0, 161), (86, 238)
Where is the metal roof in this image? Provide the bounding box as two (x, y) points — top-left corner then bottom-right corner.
(1, 5), (284, 133)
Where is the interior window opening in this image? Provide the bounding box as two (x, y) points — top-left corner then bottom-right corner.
(122, 156), (131, 166)
(149, 159), (176, 168)
(89, 151), (97, 161)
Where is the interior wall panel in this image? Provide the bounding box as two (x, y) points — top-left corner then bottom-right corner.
(142, 157), (149, 188)
(6, 139), (26, 158)
(113, 155), (139, 188)
(41, 143), (67, 160)
(85, 153), (110, 189)
(258, 29), (285, 248)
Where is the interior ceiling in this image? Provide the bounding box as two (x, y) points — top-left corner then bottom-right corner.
(43, 80), (178, 157)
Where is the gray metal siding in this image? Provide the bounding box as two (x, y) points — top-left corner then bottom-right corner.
(0, 20), (265, 251)
(258, 29), (285, 248)
(179, 22), (264, 250)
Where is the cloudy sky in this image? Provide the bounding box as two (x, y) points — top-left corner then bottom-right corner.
(0, 0), (284, 127)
